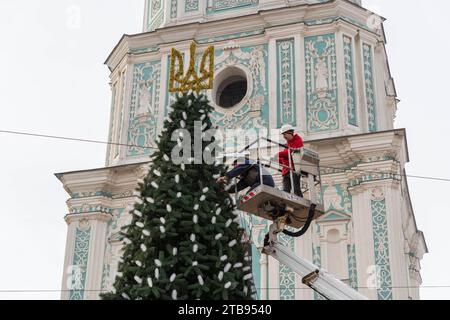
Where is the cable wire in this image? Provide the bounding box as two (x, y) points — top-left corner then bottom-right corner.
(1, 129), (449, 182)
(1, 285), (450, 293)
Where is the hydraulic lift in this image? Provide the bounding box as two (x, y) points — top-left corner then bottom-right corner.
(234, 137), (368, 300)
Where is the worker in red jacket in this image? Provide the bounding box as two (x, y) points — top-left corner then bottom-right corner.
(277, 124), (304, 197)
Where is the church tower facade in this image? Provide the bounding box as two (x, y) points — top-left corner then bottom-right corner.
(57, 0), (427, 300)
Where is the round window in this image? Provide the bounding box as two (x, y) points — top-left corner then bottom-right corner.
(213, 67), (248, 109)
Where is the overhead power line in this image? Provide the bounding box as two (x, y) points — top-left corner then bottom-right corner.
(1, 285), (450, 293)
(0, 129), (158, 151)
(1, 129), (449, 183)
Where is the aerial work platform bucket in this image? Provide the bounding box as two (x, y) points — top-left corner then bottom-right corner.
(238, 185), (325, 229)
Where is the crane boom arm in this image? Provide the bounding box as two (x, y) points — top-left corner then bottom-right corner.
(263, 222), (368, 300)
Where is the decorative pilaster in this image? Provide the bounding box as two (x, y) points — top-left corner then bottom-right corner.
(370, 187), (393, 300)
(170, 0), (178, 19)
(278, 232), (296, 300)
(349, 185), (378, 300)
(312, 244), (323, 300)
(276, 38), (296, 127)
(68, 221), (91, 300)
(62, 212), (112, 300)
(362, 43), (377, 132)
(185, 0), (199, 12)
(347, 244), (358, 290)
(343, 35), (358, 127)
(304, 34), (339, 133)
(126, 60), (161, 158)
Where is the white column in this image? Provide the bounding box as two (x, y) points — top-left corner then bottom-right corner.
(295, 227), (314, 300)
(84, 213), (112, 300)
(349, 185), (377, 300)
(353, 32), (368, 133)
(268, 37), (277, 130)
(294, 29), (306, 134)
(334, 27), (347, 133)
(158, 51), (170, 136)
(62, 212), (112, 300)
(373, 42), (388, 131)
(259, 254), (269, 300)
(267, 255), (280, 300)
(119, 64), (134, 165)
(384, 180), (409, 300)
(294, 30), (308, 136)
(60, 217), (78, 300)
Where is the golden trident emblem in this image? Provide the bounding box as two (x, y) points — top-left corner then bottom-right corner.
(169, 41), (215, 93)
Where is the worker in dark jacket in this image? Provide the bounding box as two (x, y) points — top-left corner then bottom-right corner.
(217, 157), (275, 194)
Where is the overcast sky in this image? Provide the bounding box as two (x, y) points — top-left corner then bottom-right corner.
(0, 0), (448, 300)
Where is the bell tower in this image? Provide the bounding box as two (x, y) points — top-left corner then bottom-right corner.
(143, 1), (363, 32)
(58, 0), (427, 300)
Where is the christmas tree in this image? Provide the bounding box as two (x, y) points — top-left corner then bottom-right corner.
(101, 91), (255, 300)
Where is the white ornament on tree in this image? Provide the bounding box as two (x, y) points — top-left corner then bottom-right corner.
(122, 293), (131, 300)
(151, 181), (159, 189)
(135, 222), (144, 228)
(198, 275), (204, 286)
(243, 273), (253, 281)
(228, 240), (237, 247)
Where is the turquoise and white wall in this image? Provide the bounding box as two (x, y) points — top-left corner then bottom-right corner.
(106, 0), (396, 167)
(58, 0), (426, 300)
(143, 1), (363, 32)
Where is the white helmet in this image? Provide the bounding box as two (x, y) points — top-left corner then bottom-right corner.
(280, 124), (295, 134)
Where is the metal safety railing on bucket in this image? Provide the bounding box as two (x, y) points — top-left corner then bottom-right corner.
(225, 137), (325, 238)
